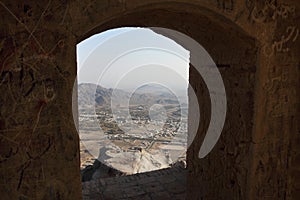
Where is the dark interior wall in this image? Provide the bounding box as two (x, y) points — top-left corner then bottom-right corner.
(0, 0), (299, 199)
(187, 28), (257, 200)
(79, 8), (256, 199)
(89, 9), (257, 199)
(0, 1), (82, 199)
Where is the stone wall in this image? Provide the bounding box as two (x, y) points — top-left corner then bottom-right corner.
(0, 0), (299, 199)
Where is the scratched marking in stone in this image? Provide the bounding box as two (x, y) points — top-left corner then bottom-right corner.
(263, 26), (299, 57)
(24, 0), (52, 52)
(0, 1), (46, 53)
(214, 0), (235, 12)
(0, 0), (68, 83)
(60, 4), (69, 25)
(247, 0), (295, 23)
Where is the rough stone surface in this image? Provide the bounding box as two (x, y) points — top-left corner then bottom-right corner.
(0, 0), (299, 199)
(82, 165), (186, 200)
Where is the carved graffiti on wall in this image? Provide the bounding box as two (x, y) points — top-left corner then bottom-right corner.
(247, 0), (296, 23)
(262, 61), (296, 120)
(245, 1), (298, 57)
(215, 0), (235, 12)
(263, 26), (299, 57)
(273, 26), (298, 52)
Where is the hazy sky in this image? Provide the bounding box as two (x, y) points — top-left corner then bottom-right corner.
(76, 27), (189, 91)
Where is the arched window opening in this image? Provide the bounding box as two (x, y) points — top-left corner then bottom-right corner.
(76, 27), (189, 182)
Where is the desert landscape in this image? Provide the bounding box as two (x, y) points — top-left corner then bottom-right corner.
(78, 83), (188, 181)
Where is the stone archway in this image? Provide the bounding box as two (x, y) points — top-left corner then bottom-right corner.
(0, 1), (299, 199)
(75, 3), (257, 199)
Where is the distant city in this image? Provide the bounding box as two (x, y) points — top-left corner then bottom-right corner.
(78, 83), (188, 177)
